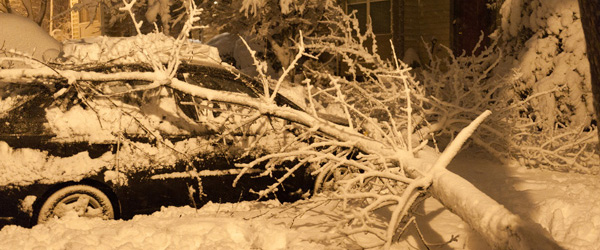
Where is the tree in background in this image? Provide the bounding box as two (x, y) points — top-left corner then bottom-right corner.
(197, 0), (337, 72)
(578, 0), (600, 148)
(0, 0), (72, 40)
(422, 0), (599, 173)
(0, 0), (48, 25)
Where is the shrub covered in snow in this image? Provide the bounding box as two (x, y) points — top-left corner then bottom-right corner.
(499, 0), (594, 128)
(419, 0), (598, 174)
(497, 0), (598, 173)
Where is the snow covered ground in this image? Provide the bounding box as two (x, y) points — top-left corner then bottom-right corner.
(416, 148), (600, 250)
(0, 147), (598, 250)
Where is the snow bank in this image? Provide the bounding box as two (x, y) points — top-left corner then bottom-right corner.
(0, 202), (332, 250)
(531, 175), (600, 250)
(0, 13), (62, 66)
(447, 149), (600, 250)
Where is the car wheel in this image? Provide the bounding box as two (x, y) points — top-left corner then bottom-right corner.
(36, 185), (115, 224)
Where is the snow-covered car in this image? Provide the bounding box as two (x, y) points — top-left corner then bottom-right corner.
(0, 36), (323, 229)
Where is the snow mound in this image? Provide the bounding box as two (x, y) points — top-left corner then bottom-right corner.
(61, 33), (222, 66)
(0, 204), (331, 250)
(531, 177), (600, 250)
(0, 13), (62, 66)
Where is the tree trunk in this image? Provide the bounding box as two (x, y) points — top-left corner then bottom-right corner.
(578, 0), (600, 148)
(35, 0), (48, 26)
(429, 169), (563, 249)
(1, 0), (13, 13)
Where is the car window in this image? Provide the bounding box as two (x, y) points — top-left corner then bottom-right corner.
(174, 64), (303, 124)
(182, 65), (262, 96)
(174, 64), (260, 124)
(0, 84), (40, 119)
(173, 64), (301, 157)
(0, 84), (52, 136)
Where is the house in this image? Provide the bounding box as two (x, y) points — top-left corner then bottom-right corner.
(66, 0), (493, 63)
(344, 0), (494, 65)
(69, 0), (104, 39)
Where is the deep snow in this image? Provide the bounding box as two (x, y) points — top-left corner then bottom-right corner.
(0, 13), (62, 64)
(1, 147), (598, 250)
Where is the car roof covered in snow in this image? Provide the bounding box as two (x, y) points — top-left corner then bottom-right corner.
(60, 33), (222, 67)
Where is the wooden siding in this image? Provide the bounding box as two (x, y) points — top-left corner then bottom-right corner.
(79, 20), (102, 38)
(403, 0), (420, 56)
(70, 0), (80, 39)
(403, 0), (451, 64)
(70, 0), (103, 39)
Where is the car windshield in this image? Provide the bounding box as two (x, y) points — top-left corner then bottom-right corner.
(0, 84), (41, 119)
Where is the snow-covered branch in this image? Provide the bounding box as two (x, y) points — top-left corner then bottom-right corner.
(119, 0), (143, 34)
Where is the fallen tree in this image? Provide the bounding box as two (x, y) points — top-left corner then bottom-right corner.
(0, 1), (565, 249)
(0, 59), (564, 250)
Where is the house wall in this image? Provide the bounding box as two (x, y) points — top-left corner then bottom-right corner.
(402, 0), (420, 58)
(453, 0), (495, 56)
(403, 0), (451, 65)
(69, 0), (80, 39)
(70, 0), (103, 39)
(345, 0), (452, 66)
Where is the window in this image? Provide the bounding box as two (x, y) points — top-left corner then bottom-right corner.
(347, 0), (391, 35)
(79, 7), (91, 23)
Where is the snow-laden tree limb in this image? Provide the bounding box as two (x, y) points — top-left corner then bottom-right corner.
(173, 74), (562, 249)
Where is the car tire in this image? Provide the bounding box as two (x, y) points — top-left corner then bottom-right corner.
(36, 185), (115, 224)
